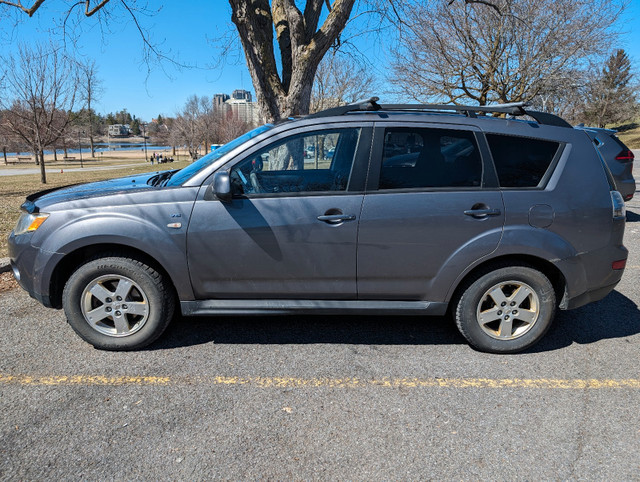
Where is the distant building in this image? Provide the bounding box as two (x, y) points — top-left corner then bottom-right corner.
(231, 89), (252, 101)
(213, 89), (261, 126)
(108, 124), (129, 137)
(213, 93), (230, 110)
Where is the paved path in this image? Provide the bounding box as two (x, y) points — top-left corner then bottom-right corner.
(0, 163), (147, 176)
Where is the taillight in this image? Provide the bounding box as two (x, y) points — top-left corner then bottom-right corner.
(615, 149), (635, 162)
(611, 191), (626, 219)
(612, 259), (627, 270)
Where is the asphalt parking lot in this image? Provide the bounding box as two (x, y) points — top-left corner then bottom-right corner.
(2, 206), (640, 479)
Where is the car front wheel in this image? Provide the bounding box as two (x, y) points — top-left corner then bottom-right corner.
(62, 256), (175, 350)
(454, 265), (556, 353)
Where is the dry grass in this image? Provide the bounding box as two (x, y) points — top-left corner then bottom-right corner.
(0, 158), (191, 258)
(614, 118), (640, 149)
(617, 129), (640, 149)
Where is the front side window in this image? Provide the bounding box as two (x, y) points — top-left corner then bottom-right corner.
(166, 124), (273, 186)
(230, 128), (361, 195)
(378, 127), (482, 190)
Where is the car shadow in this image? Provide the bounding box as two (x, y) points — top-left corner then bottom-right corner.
(529, 290), (640, 352)
(626, 209), (640, 223)
(149, 290), (640, 353)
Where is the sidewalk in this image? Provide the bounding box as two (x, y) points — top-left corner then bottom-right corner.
(0, 163), (145, 176)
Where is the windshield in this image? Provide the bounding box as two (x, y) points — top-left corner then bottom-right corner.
(166, 124), (274, 186)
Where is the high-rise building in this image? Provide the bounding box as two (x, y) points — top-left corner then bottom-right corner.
(231, 89), (252, 102)
(213, 93), (230, 111)
(213, 89), (261, 125)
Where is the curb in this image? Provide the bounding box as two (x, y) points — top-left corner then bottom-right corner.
(0, 258), (10, 274)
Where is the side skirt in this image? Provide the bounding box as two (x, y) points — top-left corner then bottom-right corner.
(181, 299), (449, 316)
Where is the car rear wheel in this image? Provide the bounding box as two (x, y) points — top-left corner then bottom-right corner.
(62, 256), (174, 350)
(454, 265), (556, 353)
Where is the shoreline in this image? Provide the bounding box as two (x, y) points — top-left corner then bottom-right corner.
(1, 147), (190, 166)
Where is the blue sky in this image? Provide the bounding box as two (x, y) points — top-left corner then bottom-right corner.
(2, 0), (639, 121)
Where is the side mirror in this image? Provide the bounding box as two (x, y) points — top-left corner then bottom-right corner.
(212, 171), (232, 202)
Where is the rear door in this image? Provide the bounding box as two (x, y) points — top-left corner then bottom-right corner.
(357, 123), (505, 301)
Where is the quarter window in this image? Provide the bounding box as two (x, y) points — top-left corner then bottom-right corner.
(486, 134), (560, 188)
(378, 128), (482, 189)
(230, 128), (360, 195)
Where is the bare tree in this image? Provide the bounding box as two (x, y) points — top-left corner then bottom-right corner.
(311, 54), (375, 112)
(390, 0), (625, 106)
(0, 115), (21, 165)
(0, 43), (78, 183)
(581, 49), (638, 128)
(172, 95), (217, 160)
(77, 59), (103, 157)
(217, 110), (251, 144)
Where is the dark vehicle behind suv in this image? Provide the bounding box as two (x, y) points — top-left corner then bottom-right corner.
(575, 125), (635, 201)
(8, 100), (628, 353)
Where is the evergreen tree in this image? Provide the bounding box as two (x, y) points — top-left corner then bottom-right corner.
(582, 50), (638, 128)
(129, 118), (141, 136)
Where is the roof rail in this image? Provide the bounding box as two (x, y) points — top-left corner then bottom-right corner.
(306, 97), (572, 128)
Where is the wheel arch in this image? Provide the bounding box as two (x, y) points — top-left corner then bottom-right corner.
(48, 243), (182, 309)
(447, 254), (567, 311)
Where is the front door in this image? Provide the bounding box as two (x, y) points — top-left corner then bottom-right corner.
(187, 125), (370, 299)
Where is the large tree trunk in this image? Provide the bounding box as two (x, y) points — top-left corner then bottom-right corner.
(2, 147), (6, 165)
(229, 0), (356, 123)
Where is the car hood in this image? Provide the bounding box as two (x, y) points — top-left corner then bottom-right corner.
(23, 171), (171, 212)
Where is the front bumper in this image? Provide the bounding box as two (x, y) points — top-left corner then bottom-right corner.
(8, 231), (57, 308)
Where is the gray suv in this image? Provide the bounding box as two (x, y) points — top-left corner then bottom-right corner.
(8, 100), (628, 353)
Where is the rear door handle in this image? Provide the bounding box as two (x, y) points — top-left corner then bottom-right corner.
(317, 214), (356, 223)
(464, 208), (501, 218)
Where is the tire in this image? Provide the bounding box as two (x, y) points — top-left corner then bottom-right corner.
(62, 256), (175, 351)
(454, 265), (556, 353)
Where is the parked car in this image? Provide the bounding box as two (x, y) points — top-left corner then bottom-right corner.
(8, 99), (627, 353)
(575, 125), (635, 201)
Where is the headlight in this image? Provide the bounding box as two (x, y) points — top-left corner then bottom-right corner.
(13, 212), (49, 236)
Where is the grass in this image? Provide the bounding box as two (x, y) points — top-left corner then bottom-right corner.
(617, 128), (640, 149)
(613, 119), (640, 149)
(0, 159), (191, 258)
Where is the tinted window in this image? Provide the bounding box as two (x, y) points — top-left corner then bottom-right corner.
(378, 128), (482, 189)
(487, 134), (560, 188)
(230, 128), (360, 195)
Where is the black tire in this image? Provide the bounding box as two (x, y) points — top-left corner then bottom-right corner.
(62, 256), (175, 351)
(454, 265), (556, 353)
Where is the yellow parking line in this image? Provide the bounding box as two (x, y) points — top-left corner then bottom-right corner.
(1, 374), (639, 389)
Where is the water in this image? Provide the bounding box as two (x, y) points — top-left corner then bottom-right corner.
(3, 143), (172, 158)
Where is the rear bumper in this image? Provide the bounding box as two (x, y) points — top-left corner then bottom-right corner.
(617, 178), (636, 201)
(557, 244), (627, 310)
(563, 281), (620, 310)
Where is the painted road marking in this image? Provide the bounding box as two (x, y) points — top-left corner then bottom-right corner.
(1, 374), (640, 389)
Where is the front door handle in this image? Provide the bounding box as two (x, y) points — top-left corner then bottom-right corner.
(317, 214), (356, 223)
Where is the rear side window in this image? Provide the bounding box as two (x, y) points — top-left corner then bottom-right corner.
(378, 127), (482, 189)
(486, 134), (560, 188)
